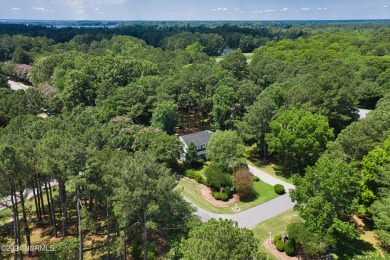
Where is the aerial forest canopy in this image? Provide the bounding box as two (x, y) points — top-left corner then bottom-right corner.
(0, 20), (389, 259)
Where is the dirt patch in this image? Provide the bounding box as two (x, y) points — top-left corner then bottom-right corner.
(263, 239), (298, 260)
(200, 185), (240, 207)
(352, 215), (365, 228)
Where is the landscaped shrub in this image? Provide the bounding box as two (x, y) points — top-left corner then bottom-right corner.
(273, 234), (281, 245)
(274, 184), (285, 195)
(185, 169), (205, 184)
(213, 192), (221, 200)
(276, 240), (285, 252)
(220, 192), (229, 201)
(253, 175), (260, 182)
(284, 240), (295, 256)
(224, 186), (231, 196)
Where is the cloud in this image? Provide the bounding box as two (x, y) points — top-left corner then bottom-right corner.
(64, 0), (127, 4)
(234, 8), (240, 11)
(280, 7), (288, 12)
(385, 5), (389, 8)
(32, 7), (48, 12)
(251, 10), (263, 14)
(264, 9), (276, 13)
(211, 7), (228, 11)
(317, 7), (328, 11)
(94, 8), (100, 11)
(11, 7), (21, 11)
(77, 9), (84, 13)
(301, 8), (311, 11)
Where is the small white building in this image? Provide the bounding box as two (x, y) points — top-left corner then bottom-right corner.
(179, 130), (214, 160)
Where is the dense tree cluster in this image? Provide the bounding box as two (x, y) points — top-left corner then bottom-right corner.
(0, 20), (390, 258)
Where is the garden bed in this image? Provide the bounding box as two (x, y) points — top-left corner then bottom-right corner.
(200, 185), (240, 207)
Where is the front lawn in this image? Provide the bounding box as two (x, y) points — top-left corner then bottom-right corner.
(252, 208), (300, 259)
(176, 176), (278, 214)
(247, 160), (294, 184)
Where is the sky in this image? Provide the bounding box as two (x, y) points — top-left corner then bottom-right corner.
(1, 0), (390, 21)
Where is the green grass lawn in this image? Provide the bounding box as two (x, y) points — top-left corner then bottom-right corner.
(215, 52), (253, 64)
(243, 53), (254, 63)
(247, 159), (294, 184)
(252, 209), (389, 259)
(0, 207), (12, 225)
(176, 177), (278, 214)
(252, 208), (300, 259)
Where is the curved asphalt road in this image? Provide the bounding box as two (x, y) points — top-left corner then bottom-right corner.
(186, 165), (296, 229)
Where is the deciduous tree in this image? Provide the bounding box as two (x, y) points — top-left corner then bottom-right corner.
(266, 109), (334, 173)
(233, 167), (254, 201)
(179, 219), (260, 260)
(290, 155), (359, 247)
(206, 130), (245, 169)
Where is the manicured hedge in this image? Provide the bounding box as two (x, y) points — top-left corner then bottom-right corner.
(276, 240), (284, 252)
(220, 192), (229, 201)
(253, 175), (260, 182)
(284, 240), (295, 256)
(273, 234), (281, 244)
(274, 184), (285, 195)
(213, 192), (221, 200)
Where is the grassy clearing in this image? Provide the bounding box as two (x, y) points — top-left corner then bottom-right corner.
(0, 207), (12, 225)
(332, 230), (389, 259)
(247, 159), (294, 184)
(243, 53), (254, 63)
(176, 177), (278, 214)
(252, 208), (300, 259)
(215, 52), (253, 64)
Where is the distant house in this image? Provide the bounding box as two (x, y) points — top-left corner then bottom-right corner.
(179, 130), (214, 160)
(222, 48), (234, 56)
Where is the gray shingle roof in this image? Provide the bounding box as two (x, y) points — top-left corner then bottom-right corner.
(180, 130), (214, 147)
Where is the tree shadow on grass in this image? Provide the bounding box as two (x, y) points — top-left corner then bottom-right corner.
(239, 188), (259, 202)
(250, 158), (295, 180)
(0, 221), (13, 244)
(334, 237), (376, 259)
(273, 165), (296, 180)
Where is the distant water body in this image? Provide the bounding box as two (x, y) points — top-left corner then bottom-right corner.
(0, 19), (119, 28)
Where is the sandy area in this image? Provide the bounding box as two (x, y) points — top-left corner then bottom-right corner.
(7, 80), (31, 90)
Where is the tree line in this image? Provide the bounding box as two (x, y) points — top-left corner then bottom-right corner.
(0, 20), (389, 258)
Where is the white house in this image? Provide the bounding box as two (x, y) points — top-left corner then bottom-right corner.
(179, 130), (214, 160)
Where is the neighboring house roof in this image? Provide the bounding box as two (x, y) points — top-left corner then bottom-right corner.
(180, 130), (214, 147)
(222, 48), (234, 55)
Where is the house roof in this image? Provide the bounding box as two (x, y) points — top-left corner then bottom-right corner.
(180, 130), (214, 147)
